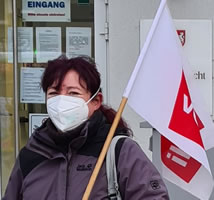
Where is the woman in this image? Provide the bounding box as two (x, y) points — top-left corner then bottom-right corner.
(3, 56), (169, 200)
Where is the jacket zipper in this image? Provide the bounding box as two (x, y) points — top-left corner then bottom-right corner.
(65, 152), (73, 200)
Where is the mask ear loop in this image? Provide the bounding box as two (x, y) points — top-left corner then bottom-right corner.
(86, 87), (101, 104)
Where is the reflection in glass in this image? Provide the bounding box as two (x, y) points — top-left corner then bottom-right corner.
(0, 0), (15, 195)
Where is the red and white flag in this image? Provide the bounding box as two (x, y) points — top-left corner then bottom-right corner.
(123, 0), (214, 199)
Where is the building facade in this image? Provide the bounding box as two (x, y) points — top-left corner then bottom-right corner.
(1, 0), (214, 199)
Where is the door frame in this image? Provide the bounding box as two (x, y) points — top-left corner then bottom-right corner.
(94, 0), (109, 103)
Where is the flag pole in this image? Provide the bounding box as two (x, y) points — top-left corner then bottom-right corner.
(82, 97), (128, 200)
(82, 0), (167, 199)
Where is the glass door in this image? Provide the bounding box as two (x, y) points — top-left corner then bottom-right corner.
(0, 0), (95, 196)
(0, 0), (16, 197)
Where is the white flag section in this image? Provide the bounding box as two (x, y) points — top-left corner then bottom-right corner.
(123, 0), (214, 199)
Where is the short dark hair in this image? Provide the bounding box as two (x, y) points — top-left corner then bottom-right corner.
(41, 55), (100, 97)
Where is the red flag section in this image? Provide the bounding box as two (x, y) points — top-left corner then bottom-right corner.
(161, 136), (201, 183)
(168, 71), (204, 148)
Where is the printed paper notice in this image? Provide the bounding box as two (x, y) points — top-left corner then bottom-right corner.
(36, 27), (62, 63)
(29, 113), (49, 136)
(20, 67), (45, 104)
(66, 27), (91, 58)
(8, 27), (33, 63)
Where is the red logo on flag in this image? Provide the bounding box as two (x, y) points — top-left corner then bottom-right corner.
(177, 30), (186, 46)
(168, 71), (204, 148)
(161, 136), (201, 183)
(161, 71), (205, 182)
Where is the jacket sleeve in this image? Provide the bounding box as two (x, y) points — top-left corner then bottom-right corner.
(117, 138), (169, 200)
(2, 157), (23, 200)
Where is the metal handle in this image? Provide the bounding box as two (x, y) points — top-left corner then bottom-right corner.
(12, 0), (19, 158)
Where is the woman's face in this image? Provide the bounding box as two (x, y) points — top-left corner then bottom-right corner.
(47, 70), (102, 118)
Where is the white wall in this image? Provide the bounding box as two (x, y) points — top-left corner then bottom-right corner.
(108, 0), (160, 160)
(107, 0), (214, 160)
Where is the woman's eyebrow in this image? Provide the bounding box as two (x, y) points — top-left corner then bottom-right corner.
(48, 86), (81, 90)
(66, 86), (82, 90)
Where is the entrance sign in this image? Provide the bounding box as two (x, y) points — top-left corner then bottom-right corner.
(22, 0), (71, 22)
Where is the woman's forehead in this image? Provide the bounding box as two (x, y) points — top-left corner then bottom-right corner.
(50, 70), (87, 90)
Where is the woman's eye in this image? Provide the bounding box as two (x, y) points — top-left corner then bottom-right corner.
(68, 91), (79, 96)
(48, 91), (58, 96)
(68, 92), (79, 96)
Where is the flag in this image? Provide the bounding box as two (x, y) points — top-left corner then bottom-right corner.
(123, 0), (214, 199)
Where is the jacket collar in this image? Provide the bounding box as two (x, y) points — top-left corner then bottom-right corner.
(27, 110), (106, 157)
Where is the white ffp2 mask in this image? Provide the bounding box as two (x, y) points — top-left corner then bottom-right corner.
(47, 88), (100, 132)
(47, 95), (89, 132)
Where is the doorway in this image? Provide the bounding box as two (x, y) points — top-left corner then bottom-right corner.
(0, 0), (95, 196)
